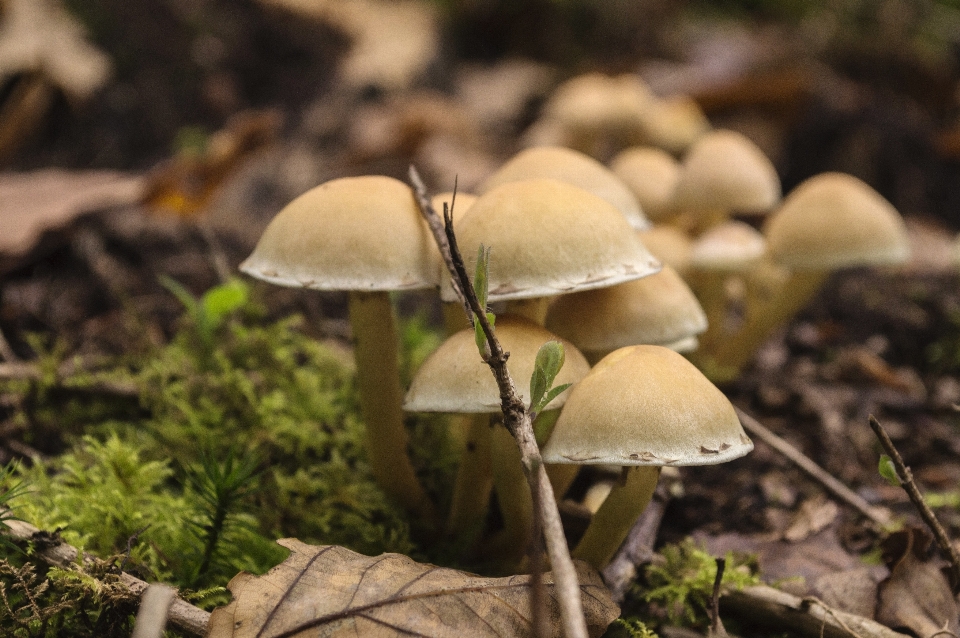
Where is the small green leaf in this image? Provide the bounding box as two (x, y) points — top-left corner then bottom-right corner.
(474, 312), (495, 355)
(473, 245), (490, 311)
(202, 279), (249, 325)
(159, 275), (200, 320)
(530, 341), (567, 413)
(533, 383), (572, 414)
(878, 455), (900, 486)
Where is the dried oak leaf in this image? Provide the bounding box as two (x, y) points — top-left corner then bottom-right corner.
(876, 527), (960, 637)
(207, 539), (619, 638)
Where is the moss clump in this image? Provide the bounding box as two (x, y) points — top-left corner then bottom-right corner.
(1, 279), (458, 594)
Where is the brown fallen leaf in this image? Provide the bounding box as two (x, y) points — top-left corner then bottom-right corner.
(207, 539), (619, 638)
(0, 169), (143, 265)
(877, 527), (960, 637)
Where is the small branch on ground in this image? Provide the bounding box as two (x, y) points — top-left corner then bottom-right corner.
(409, 166), (588, 638)
(2, 516), (209, 635)
(602, 476), (675, 602)
(868, 415), (960, 592)
(736, 408), (892, 528)
(723, 585), (910, 638)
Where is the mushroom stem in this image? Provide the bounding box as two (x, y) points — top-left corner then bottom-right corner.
(446, 413), (493, 537)
(348, 290), (436, 524)
(488, 421), (535, 566)
(572, 465), (661, 570)
(689, 270), (730, 354)
(706, 269), (827, 379)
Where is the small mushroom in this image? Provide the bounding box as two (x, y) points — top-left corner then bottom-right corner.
(240, 175), (438, 522)
(542, 345), (753, 569)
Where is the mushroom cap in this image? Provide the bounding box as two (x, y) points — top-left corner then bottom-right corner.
(672, 130), (781, 214)
(545, 266), (706, 352)
(541, 345), (753, 466)
(240, 175), (437, 291)
(404, 315), (591, 413)
(542, 73), (652, 134)
(637, 225), (693, 274)
(441, 178), (661, 302)
(764, 173), (910, 270)
(636, 95), (711, 155)
(479, 146), (650, 230)
(689, 220), (767, 271)
(609, 146), (681, 222)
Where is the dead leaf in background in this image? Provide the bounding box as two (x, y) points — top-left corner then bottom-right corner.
(0, 0), (111, 100)
(783, 496), (838, 542)
(207, 539), (619, 637)
(142, 109), (280, 218)
(0, 169), (143, 258)
(877, 527), (960, 637)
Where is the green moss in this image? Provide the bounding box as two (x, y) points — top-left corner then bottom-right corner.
(1, 280), (457, 595)
(637, 539), (759, 628)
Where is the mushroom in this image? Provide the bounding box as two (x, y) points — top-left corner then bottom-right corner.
(478, 146), (650, 230)
(709, 172), (910, 377)
(637, 224), (694, 276)
(405, 315), (591, 560)
(545, 266), (707, 363)
(609, 146), (681, 223)
(541, 345), (753, 568)
(240, 175), (437, 522)
(671, 129), (781, 233)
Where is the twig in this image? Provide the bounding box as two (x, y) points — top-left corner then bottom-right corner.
(3, 517), (209, 635)
(868, 415), (960, 592)
(735, 408), (892, 527)
(709, 558), (727, 637)
(409, 166), (589, 638)
(131, 583), (177, 638)
(722, 585), (910, 638)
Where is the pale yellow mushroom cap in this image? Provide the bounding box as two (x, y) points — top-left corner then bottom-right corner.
(764, 172), (910, 270)
(545, 266), (706, 352)
(240, 175), (438, 290)
(542, 345), (753, 466)
(637, 225), (693, 274)
(403, 315), (591, 413)
(441, 178), (661, 302)
(480, 146), (650, 230)
(542, 73), (652, 137)
(672, 129), (781, 214)
(609, 146), (681, 222)
(689, 220), (767, 272)
(636, 95), (711, 155)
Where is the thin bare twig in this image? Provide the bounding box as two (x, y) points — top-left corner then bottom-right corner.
(736, 408), (892, 528)
(868, 415), (960, 592)
(409, 166), (589, 638)
(709, 558), (728, 638)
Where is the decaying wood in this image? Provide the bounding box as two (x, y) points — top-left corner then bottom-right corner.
(723, 585), (911, 638)
(410, 166), (591, 638)
(3, 517), (209, 636)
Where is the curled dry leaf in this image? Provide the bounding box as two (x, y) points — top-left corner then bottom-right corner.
(876, 527), (960, 637)
(207, 539), (619, 638)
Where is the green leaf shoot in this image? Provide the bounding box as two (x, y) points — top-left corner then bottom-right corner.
(878, 454), (900, 486)
(530, 341), (569, 414)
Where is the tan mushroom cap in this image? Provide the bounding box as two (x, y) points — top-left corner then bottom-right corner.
(404, 315), (591, 413)
(637, 225), (693, 274)
(689, 220), (767, 272)
(542, 72), (652, 136)
(636, 95), (711, 155)
(542, 345), (753, 466)
(479, 146), (650, 230)
(609, 146), (681, 222)
(441, 178), (661, 302)
(240, 175), (437, 290)
(672, 129), (781, 214)
(545, 266), (706, 352)
(764, 172), (910, 270)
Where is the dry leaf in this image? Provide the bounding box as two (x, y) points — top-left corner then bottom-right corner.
(876, 527), (960, 637)
(207, 539), (619, 637)
(0, 169), (143, 260)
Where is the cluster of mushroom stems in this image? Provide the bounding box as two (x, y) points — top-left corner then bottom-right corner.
(238, 70), (911, 579)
